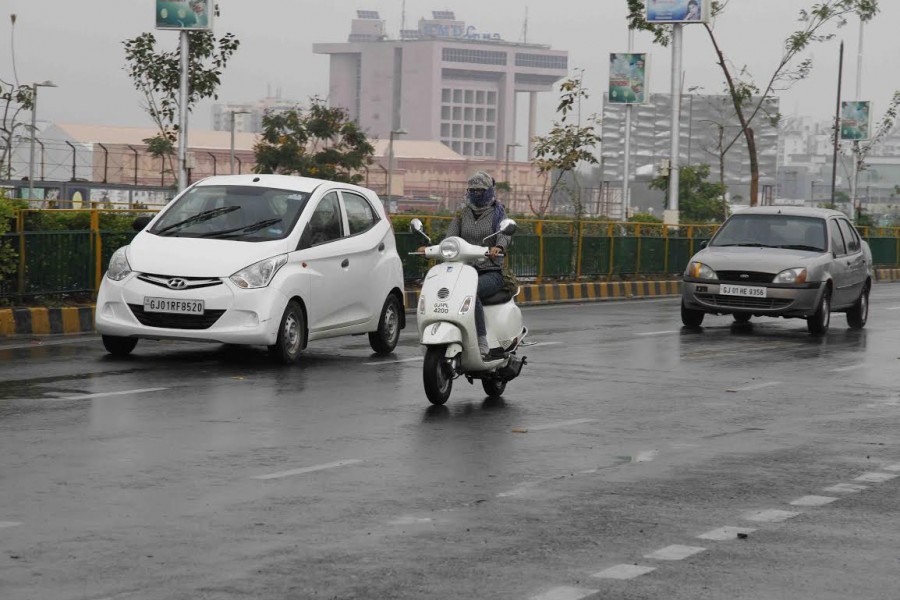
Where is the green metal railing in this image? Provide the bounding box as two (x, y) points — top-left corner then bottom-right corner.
(2, 209), (900, 301)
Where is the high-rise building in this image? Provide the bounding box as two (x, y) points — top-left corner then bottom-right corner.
(212, 92), (301, 133)
(313, 10), (568, 160)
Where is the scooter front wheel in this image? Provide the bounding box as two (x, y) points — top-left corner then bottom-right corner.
(423, 346), (453, 405)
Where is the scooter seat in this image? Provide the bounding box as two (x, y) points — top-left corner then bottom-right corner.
(482, 288), (514, 306)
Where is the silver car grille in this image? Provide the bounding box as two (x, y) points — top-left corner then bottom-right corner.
(137, 273), (224, 290)
(696, 293), (792, 310)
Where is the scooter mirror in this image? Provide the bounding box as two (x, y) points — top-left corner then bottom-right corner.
(498, 218), (517, 236)
(409, 218), (424, 233)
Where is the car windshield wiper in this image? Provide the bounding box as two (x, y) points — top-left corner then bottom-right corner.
(776, 244), (824, 252)
(155, 206), (241, 235)
(200, 218), (283, 238)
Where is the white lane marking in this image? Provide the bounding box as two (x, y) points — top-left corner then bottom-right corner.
(644, 544), (706, 560)
(524, 419), (597, 432)
(388, 516), (433, 526)
(742, 509), (800, 523)
(591, 564), (656, 580)
(697, 526), (756, 541)
(364, 357), (422, 365)
(0, 521), (22, 528)
(790, 495), (839, 507)
(885, 306), (900, 311)
(497, 481), (541, 498)
(882, 463), (900, 472)
(252, 459), (363, 480)
(632, 450), (659, 463)
(636, 330), (678, 337)
(524, 341), (563, 348)
(727, 381), (782, 392)
(823, 483), (868, 494)
(853, 472), (898, 483)
(55, 387), (168, 401)
(832, 363), (865, 373)
(530, 586), (598, 600)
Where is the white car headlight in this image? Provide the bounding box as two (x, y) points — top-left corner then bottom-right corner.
(106, 247), (132, 281)
(230, 254), (288, 289)
(773, 267), (808, 284)
(687, 261), (717, 280)
(440, 239), (461, 260)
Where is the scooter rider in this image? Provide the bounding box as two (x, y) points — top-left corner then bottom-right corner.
(420, 170), (511, 357)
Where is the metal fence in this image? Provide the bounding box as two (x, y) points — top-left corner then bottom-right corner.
(3, 210), (900, 301)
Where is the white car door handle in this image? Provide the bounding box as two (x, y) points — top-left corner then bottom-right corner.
(341, 258), (350, 268)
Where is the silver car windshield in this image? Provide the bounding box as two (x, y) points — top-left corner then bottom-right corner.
(149, 185), (311, 241)
(710, 214), (827, 252)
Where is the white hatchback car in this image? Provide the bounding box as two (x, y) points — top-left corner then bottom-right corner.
(95, 174), (405, 363)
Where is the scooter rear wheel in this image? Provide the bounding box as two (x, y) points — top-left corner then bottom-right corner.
(423, 346), (453, 405)
(481, 378), (506, 398)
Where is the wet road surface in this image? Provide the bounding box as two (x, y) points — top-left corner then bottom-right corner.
(2, 285), (900, 599)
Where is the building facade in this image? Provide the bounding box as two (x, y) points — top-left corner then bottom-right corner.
(313, 10), (568, 161)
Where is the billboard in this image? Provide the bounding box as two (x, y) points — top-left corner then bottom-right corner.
(841, 101), (872, 141)
(646, 0), (711, 23)
(609, 53), (648, 105)
(156, 0), (213, 30)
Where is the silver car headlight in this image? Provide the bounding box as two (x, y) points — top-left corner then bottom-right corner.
(230, 254), (288, 289)
(106, 247), (132, 281)
(440, 239), (461, 260)
(687, 261), (717, 280)
(773, 267), (808, 284)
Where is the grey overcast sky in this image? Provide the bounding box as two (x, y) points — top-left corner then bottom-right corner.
(3, 0), (899, 139)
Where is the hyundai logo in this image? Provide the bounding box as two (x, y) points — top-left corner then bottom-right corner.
(166, 278), (188, 290)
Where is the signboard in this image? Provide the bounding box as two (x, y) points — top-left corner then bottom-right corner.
(646, 0), (711, 23)
(841, 100), (872, 141)
(156, 0), (213, 30)
(609, 53), (648, 105)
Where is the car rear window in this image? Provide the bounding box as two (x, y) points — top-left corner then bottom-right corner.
(711, 214), (827, 251)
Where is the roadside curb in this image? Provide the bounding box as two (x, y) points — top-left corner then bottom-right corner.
(404, 279), (682, 310)
(4, 271), (899, 338)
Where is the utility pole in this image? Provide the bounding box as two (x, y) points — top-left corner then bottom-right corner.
(830, 41), (844, 210)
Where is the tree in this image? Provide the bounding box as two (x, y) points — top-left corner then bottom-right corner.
(0, 14), (36, 180)
(627, 0), (880, 207)
(530, 75), (601, 217)
(123, 27), (240, 182)
(253, 100), (374, 184)
(650, 164), (727, 223)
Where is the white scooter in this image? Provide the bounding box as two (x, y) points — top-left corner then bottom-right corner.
(410, 218), (527, 405)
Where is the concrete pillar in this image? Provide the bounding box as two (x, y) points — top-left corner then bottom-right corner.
(528, 92), (538, 160)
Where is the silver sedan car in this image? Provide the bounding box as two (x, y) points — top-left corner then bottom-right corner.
(681, 207), (872, 335)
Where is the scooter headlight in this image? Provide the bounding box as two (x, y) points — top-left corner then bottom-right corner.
(418, 295), (426, 314)
(440, 239), (460, 260)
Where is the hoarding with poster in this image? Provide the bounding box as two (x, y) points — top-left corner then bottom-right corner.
(646, 0), (711, 23)
(840, 101), (872, 141)
(156, 0), (213, 30)
(609, 53), (649, 105)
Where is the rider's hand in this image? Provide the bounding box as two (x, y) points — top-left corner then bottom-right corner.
(488, 246), (503, 258)
(416, 246), (426, 253)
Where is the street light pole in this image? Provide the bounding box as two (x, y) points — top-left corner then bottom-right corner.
(230, 109), (250, 174)
(28, 80), (56, 201)
(387, 128), (407, 211)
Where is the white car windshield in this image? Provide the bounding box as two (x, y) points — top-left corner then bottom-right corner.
(710, 214), (827, 252)
(150, 185), (311, 241)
